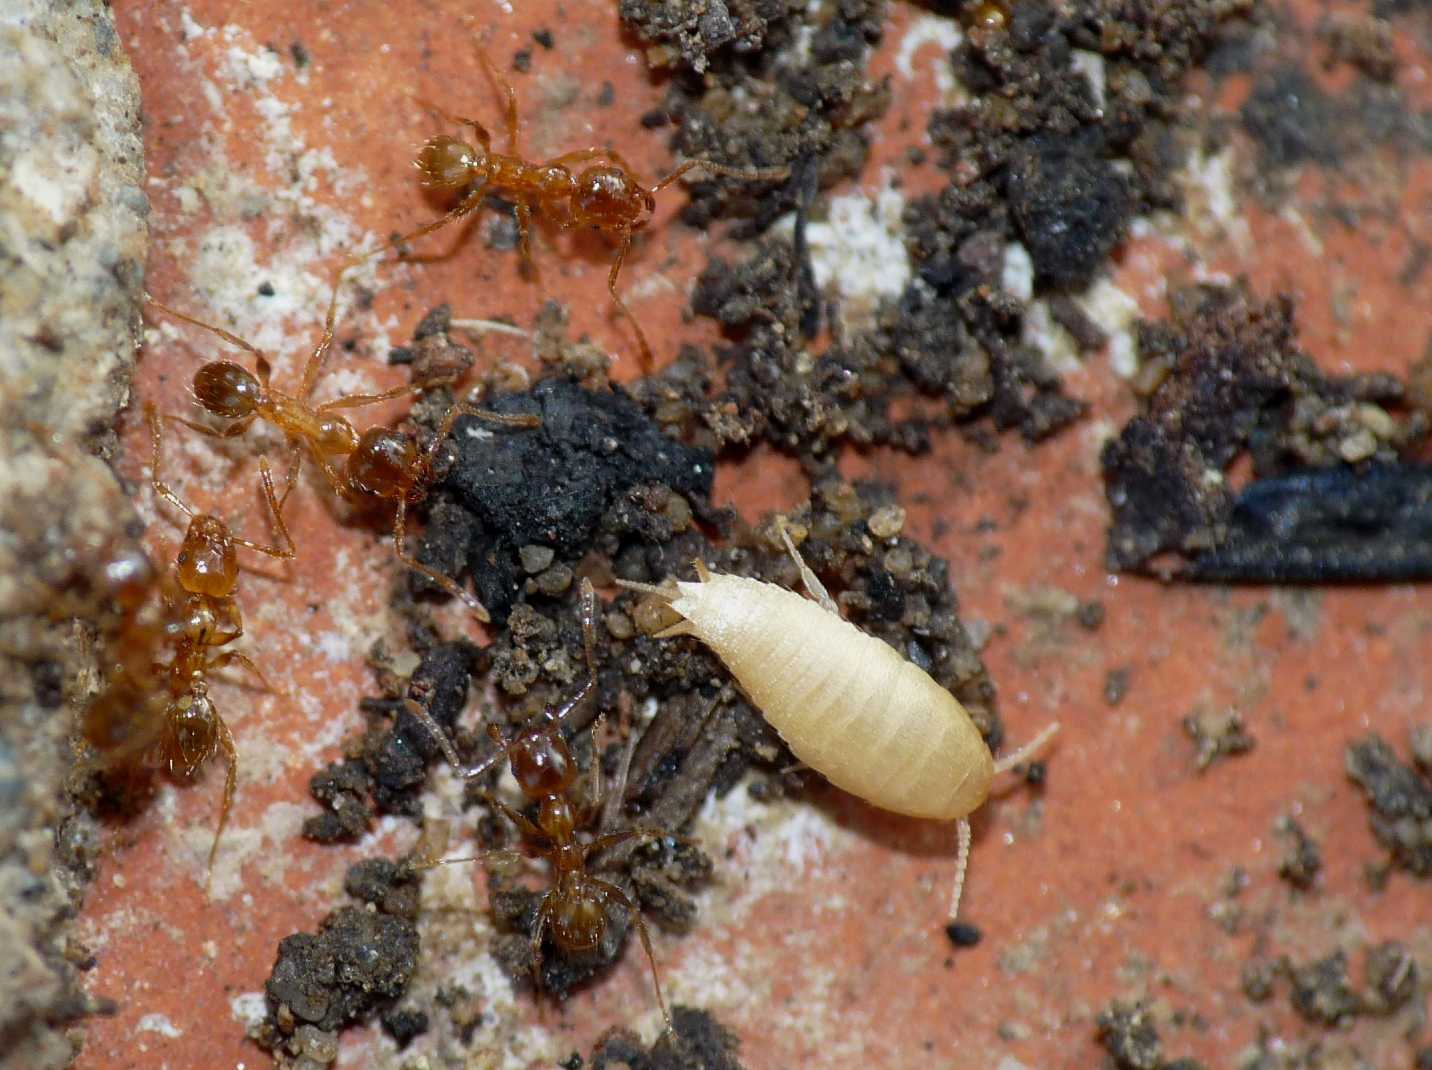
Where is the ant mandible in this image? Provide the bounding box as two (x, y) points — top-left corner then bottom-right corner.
(377, 41), (788, 371)
(91, 404), (293, 880)
(404, 578), (672, 1029)
(147, 270), (539, 621)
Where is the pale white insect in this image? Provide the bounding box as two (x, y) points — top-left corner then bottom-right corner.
(618, 520), (1058, 922)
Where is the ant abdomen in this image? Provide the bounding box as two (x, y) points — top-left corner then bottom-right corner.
(194, 361), (262, 418)
(550, 891), (606, 952)
(160, 688), (220, 776)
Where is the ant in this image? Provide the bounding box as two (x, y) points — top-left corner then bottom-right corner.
(373, 41), (789, 370)
(405, 578), (672, 1029)
(147, 271), (539, 621)
(144, 403), (293, 877)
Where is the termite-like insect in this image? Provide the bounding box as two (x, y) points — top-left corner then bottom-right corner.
(618, 520), (1058, 923)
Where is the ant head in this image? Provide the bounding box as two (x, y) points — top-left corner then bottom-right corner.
(161, 689), (220, 777)
(967, 0), (1008, 30)
(175, 515), (238, 598)
(548, 884), (607, 952)
(194, 361), (262, 419)
(415, 136), (481, 192)
(509, 723), (576, 797)
(347, 427), (419, 501)
(101, 544), (159, 613)
(572, 166), (649, 229)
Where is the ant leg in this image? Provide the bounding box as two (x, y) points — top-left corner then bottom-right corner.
(351, 186), (487, 267)
(474, 45), (521, 154)
(600, 694), (641, 832)
(605, 229), (654, 371)
(298, 263), (354, 399)
(991, 723), (1060, 776)
(205, 715), (238, 886)
(168, 413), (257, 441)
(774, 516), (838, 615)
(527, 894), (554, 1009)
(231, 456), (297, 560)
(648, 158), (792, 195)
(513, 202), (538, 283)
(208, 651), (280, 695)
(409, 92), (495, 155)
(390, 498), (494, 622)
(547, 578), (597, 729)
(145, 404), (195, 520)
(589, 877), (671, 1031)
(147, 297), (270, 362)
(315, 382), (423, 413)
(948, 818), (971, 923)
(399, 697), (510, 782)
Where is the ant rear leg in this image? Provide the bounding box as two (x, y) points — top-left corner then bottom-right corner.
(527, 893), (555, 1010)
(207, 650), (281, 695)
(514, 202), (538, 283)
(205, 715), (238, 886)
(589, 876), (670, 1030)
(649, 158), (792, 195)
(605, 228), (655, 371)
(391, 498), (493, 622)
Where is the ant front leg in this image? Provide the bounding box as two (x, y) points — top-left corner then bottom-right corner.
(299, 262), (352, 399)
(390, 497), (493, 622)
(605, 228), (655, 371)
(774, 516), (839, 615)
(231, 456), (297, 561)
(473, 45), (521, 154)
(145, 404), (197, 520)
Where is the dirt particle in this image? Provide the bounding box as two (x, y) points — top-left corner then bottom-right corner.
(592, 1005), (745, 1069)
(1274, 815), (1322, 890)
(1104, 667), (1131, 706)
(1183, 707), (1255, 771)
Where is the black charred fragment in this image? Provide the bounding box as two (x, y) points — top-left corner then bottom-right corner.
(422, 378), (715, 624)
(592, 1005), (745, 1070)
(1184, 465), (1432, 582)
(1103, 281), (1422, 572)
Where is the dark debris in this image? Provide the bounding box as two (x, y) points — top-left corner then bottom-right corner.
(592, 1005), (746, 1070)
(1103, 281), (1424, 573)
(1346, 733), (1432, 877)
(255, 858), (421, 1054)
